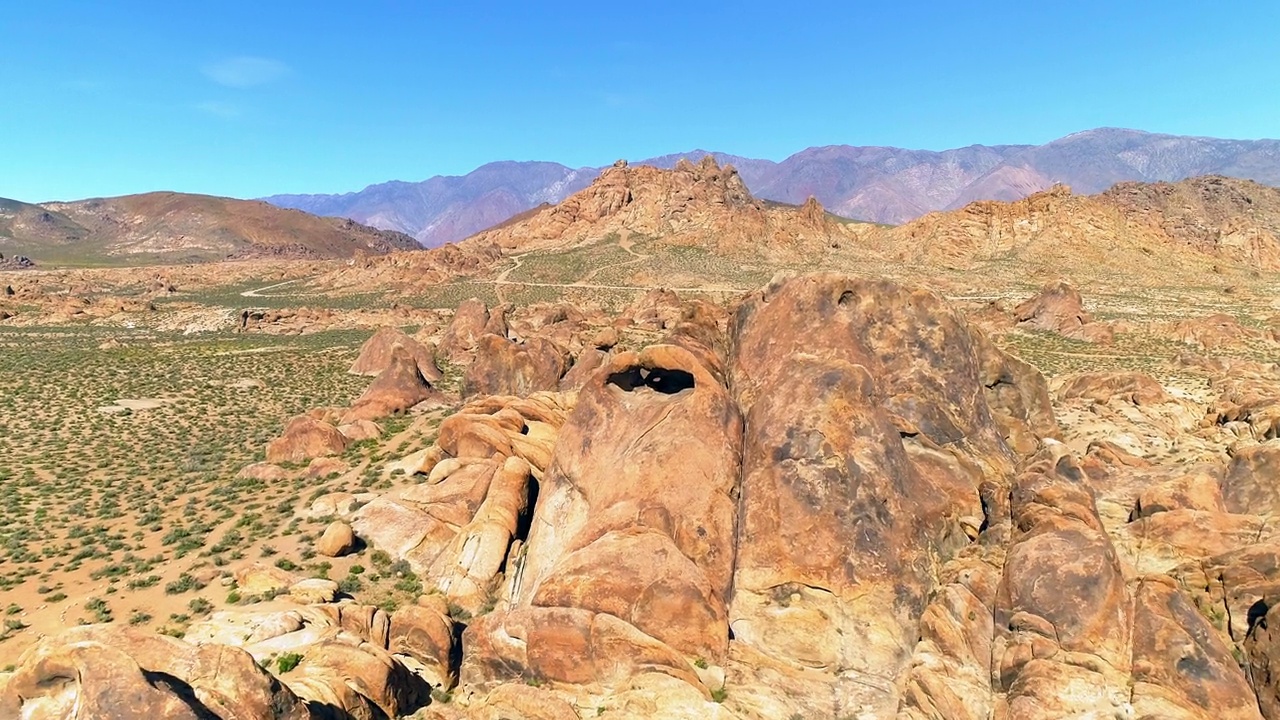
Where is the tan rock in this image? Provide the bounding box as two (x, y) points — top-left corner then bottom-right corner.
(1247, 601), (1280, 719)
(235, 563), (298, 597)
(285, 635), (427, 719)
(266, 415), (350, 464)
(289, 578), (340, 604)
(1014, 280), (1092, 334)
(238, 461), (290, 481)
(1132, 575), (1261, 720)
(350, 325), (442, 381)
(461, 334), (567, 398)
(1223, 441), (1280, 515)
(466, 683), (579, 720)
(0, 625), (309, 720)
(305, 456), (349, 479)
(994, 449), (1132, 716)
(1058, 370), (1175, 405)
(342, 343), (447, 423)
(440, 297), (492, 361)
(466, 342), (740, 691)
(338, 419), (382, 441)
(184, 609), (306, 647)
(388, 594), (455, 688)
(727, 274), (1028, 713)
(427, 456), (532, 613)
(309, 492), (363, 518)
(317, 520), (357, 557)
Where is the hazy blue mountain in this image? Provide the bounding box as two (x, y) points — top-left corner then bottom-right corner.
(263, 129), (1280, 246)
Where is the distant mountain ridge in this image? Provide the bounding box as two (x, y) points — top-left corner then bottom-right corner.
(0, 192), (419, 266)
(262, 128), (1280, 247)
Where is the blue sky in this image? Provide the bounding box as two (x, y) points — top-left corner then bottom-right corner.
(2, 1), (1277, 201)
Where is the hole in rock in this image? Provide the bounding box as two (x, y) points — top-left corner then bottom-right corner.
(1249, 599), (1270, 632)
(606, 366), (695, 394)
(838, 290), (855, 306)
(514, 474), (540, 547)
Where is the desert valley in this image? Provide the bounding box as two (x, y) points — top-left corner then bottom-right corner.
(3, 146), (1280, 718)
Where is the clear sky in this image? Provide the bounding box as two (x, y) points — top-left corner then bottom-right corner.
(2, 1), (1277, 202)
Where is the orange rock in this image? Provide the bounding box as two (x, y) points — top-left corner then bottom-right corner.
(0, 625), (309, 720)
(461, 335), (567, 399)
(342, 344), (446, 423)
(266, 415), (350, 463)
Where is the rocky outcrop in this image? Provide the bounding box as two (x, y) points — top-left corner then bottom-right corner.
(727, 274), (1034, 715)
(0, 625), (310, 719)
(1163, 312), (1270, 349)
(352, 393), (572, 615)
(461, 335), (567, 398)
(464, 157), (849, 258)
(266, 415), (350, 464)
(463, 342), (741, 692)
(994, 449), (1133, 717)
(1058, 370), (1175, 406)
(34, 270), (1280, 718)
(439, 298), (495, 361)
(1014, 280), (1091, 331)
(342, 344), (446, 423)
(350, 326), (442, 381)
(1013, 281), (1115, 342)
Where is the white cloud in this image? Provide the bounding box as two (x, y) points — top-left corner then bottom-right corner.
(195, 100), (242, 118)
(202, 56), (290, 88)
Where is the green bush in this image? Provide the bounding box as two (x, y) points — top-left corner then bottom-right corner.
(276, 652), (303, 673)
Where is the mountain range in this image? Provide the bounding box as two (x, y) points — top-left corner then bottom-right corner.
(0, 192), (418, 266)
(264, 128), (1280, 247)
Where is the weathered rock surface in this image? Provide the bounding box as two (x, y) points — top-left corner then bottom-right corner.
(439, 298), (494, 361)
(350, 325), (442, 381)
(1014, 280), (1089, 331)
(728, 274), (1033, 715)
(343, 344), (446, 423)
(38, 271), (1280, 718)
(0, 625), (310, 719)
(461, 334), (567, 398)
(266, 415), (350, 464)
(317, 520), (357, 557)
(464, 342), (741, 692)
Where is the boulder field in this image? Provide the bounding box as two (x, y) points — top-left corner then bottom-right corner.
(5, 272), (1280, 719)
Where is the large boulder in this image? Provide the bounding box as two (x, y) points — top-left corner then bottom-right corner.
(350, 325), (442, 381)
(0, 625), (310, 719)
(1132, 575), (1261, 720)
(266, 415), (350, 464)
(993, 449), (1133, 717)
(1222, 441), (1280, 516)
(464, 342), (741, 691)
(316, 520), (357, 557)
(284, 636), (428, 719)
(1057, 370), (1175, 406)
(461, 334), (567, 398)
(726, 274), (1032, 714)
(439, 297), (494, 361)
(1014, 279), (1090, 329)
(342, 344), (446, 423)
(388, 595), (456, 688)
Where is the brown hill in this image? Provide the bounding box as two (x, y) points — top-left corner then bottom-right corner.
(463, 156), (853, 259)
(3, 192), (418, 266)
(874, 176), (1280, 279)
(1100, 175), (1280, 268)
